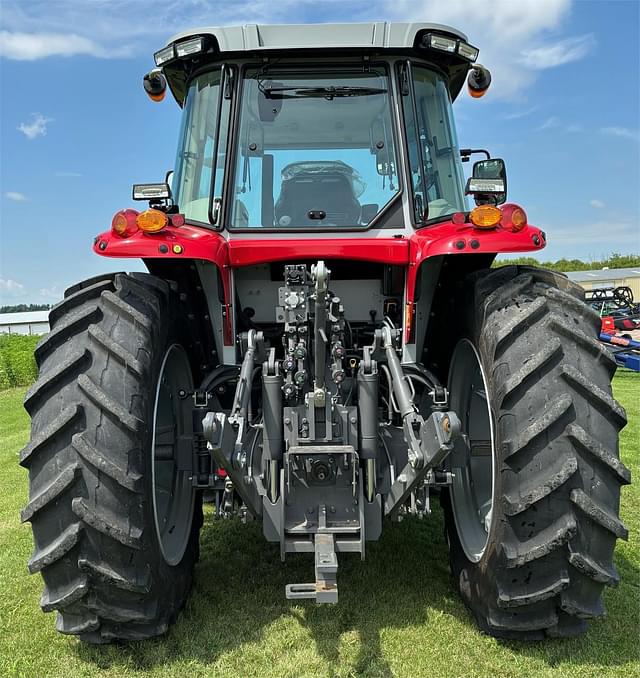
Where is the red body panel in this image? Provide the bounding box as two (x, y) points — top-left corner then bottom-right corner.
(226, 238), (409, 267)
(405, 220), (545, 296)
(94, 215), (545, 344)
(95, 223), (229, 263)
(93, 218), (545, 268)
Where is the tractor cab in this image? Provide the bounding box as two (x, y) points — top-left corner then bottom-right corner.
(145, 23), (489, 234)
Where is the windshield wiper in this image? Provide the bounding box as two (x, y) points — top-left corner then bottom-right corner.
(263, 86), (387, 100)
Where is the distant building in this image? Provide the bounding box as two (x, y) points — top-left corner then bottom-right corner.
(565, 267), (640, 301)
(0, 311), (50, 335)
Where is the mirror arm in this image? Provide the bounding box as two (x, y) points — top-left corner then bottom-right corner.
(460, 148), (490, 163)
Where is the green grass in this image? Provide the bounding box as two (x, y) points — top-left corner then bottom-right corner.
(1, 373), (638, 678)
(0, 334), (40, 389)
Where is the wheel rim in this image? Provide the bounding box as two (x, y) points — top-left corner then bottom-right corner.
(152, 344), (195, 566)
(447, 339), (496, 563)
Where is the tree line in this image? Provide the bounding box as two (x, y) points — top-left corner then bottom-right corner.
(494, 253), (640, 273)
(0, 304), (51, 314)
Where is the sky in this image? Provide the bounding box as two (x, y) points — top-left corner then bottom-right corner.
(1, 0), (639, 305)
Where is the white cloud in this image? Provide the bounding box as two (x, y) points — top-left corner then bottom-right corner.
(589, 199), (605, 209)
(541, 217), (639, 248)
(0, 278), (27, 298)
(4, 191), (27, 201)
(0, 1), (335, 61)
(537, 116), (560, 131)
(393, 0), (572, 38)
(0, 0), (598, 101)
(536, 116), (581, 133)
(601, 127), (639, 142)
(39, 286), (62, 302)
(390, 0), (591, 99)
(501, 106), (540, 121)
(0, 31), (114, 60)
(17, 113), (52, 140)
(519, 34), (596, 69)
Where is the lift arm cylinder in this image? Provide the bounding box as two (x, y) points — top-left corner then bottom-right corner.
(357, 362), (378, 461)
(262, 364), (283, 461)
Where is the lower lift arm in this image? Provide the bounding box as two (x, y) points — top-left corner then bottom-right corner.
(376, 326), (461, 517)
(203, 329), (265, 518)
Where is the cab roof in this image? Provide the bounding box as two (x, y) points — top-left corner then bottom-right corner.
(167, 22), (468, 53)
(158, 22), (475, 105)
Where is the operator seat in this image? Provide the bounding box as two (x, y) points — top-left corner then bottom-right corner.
(275, 171), (361, 227)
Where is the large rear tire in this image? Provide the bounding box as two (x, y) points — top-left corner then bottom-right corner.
(442, 265), (630, 639)
(21, 272), (202, 643)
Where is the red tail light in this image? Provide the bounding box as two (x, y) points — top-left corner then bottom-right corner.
(111, 209), (139, 237)
(500, 204), (528, 232)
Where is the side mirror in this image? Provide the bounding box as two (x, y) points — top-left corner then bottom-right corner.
(165, 170), (174, 193)
(465, 158), (507, 205)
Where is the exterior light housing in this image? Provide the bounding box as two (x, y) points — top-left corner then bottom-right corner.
(111, 209), (139, 237)
(420, 33), (479, 62)
(132, 182), (171, 201)
(422, 33), (457, 53)
(458, 42), (479, 62)
(466, 158), (507, 205)
(500, 204), (528, 232)
(468, 64), (492, 98)
(175, 36), (205, 58)
(466, 177), (506, 195)
(137, 209), (169, 233)
(469, 205), (502, 229)
(143, 70), (167, 102)
(154, 45), (175, 67)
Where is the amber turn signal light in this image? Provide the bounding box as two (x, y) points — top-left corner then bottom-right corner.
(467, 65), (491, 98)
(137, 209), (169, 233)
(143, 70), (167, 103)
(469, 205), (501, 229)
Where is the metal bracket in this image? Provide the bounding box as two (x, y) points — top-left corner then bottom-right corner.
(285, 505), (339, 604)
(203, 411), (263, 518)
(384, 410), (461, 518)
(430, 385), (448, 408)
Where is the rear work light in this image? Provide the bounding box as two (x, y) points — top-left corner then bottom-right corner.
(457, 42), (479, 62)
(175, 37), (204, 58)
(469, 205), (501, 229)
(137, 209), (169, 233)
(111, 209), (139, 237)
(421, 33), (479, 62)
(154, 45), (175, 67)
(423, 33), (457, 53)
(132, 183), (171, 201)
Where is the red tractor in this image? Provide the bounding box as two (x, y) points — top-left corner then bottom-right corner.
(22, 22), (628, 643)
